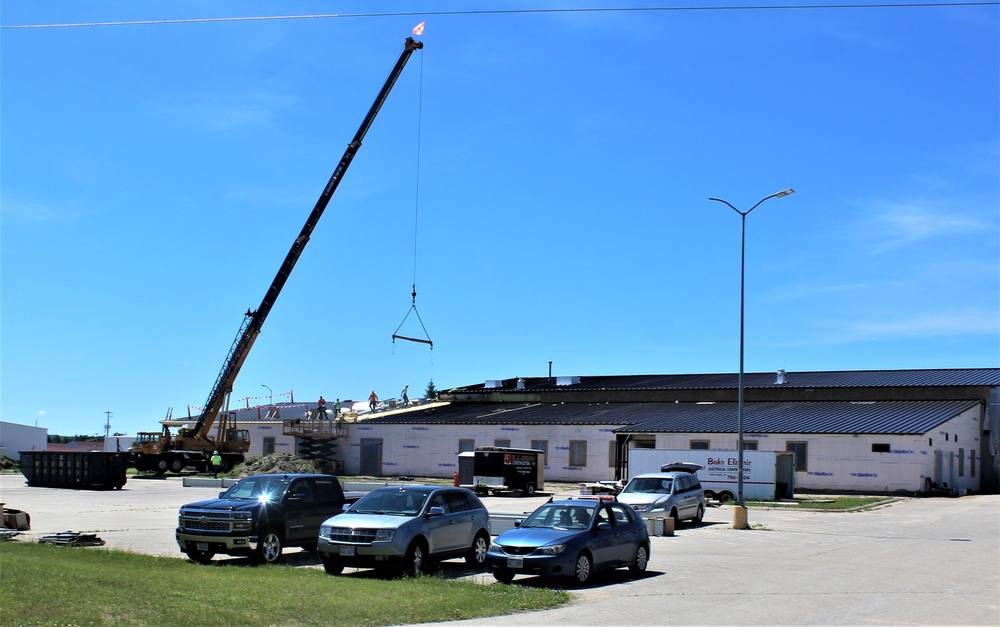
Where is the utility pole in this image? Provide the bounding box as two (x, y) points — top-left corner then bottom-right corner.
(104, 411), (113, 437)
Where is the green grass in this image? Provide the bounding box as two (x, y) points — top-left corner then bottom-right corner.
(0, 542), (569, 626)
(748, 496), (892, 510)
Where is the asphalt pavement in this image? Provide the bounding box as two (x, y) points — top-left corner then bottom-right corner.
(2, 473), (998, 626)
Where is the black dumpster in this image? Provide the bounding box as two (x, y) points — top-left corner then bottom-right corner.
(19, 451), (128, 490)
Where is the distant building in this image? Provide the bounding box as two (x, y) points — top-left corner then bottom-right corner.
(0, 421), (47, 460)
(332, 368), (999, 495)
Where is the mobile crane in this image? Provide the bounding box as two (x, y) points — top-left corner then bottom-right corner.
(130, 36), (425, 474)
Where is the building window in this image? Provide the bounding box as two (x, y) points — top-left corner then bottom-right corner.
(569, 440), (587, 467)
(743, 440), (758, 451)
(262, 437), (275, 456)
(872, 443), (891, 453)
(494, 439), (511, 448)
(689, 440), (710, 450)
(971, 450), (976, 477)
(928, 438), (933, 446)
(530, 440), (548, 457)
(786, 441), (808, 471)
(958, 448), (965, 477)
(608, 441), (617, 468)
(458, 439), (475, 453)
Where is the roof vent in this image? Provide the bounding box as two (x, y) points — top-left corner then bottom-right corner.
(776, 369), (786, 385)
(556, 376), (581, 386)
(516, 377), (525, 390)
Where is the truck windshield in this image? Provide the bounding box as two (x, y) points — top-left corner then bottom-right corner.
(223, 477), (290, 502)
(351, 490), (427, 515)
(622, 477), (672, 494)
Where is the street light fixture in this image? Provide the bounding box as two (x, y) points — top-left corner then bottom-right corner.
(261, 384), (273, 405)
(709, 188), (794, 508)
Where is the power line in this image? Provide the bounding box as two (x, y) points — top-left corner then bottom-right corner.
(3, 3), (997, 29)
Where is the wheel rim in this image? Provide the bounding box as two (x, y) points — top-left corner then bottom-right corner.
(635, 545), (648, 571)
(261, 533), (281, 562)
(575, 553), (591, 583)
(473, 536), (488, 564)
(410, 544), (424, 575)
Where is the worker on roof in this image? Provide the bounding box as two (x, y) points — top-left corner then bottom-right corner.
(334, 398), (342, 420)
(401, 385), (409, 407)
(317, 396), (327, 419)
(369, 390), (379, 412)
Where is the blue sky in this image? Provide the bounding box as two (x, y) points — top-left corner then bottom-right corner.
(2, 2), (998, 437)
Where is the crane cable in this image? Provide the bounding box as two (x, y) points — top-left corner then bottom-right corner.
(392, 49), (433, 350)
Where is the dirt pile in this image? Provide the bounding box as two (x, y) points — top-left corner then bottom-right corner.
(231, 453), (317, 478)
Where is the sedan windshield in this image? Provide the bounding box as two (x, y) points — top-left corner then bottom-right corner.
(350, 490), (428, 515)
(622, 477), (672, 494)
(521, 504), (595, 530)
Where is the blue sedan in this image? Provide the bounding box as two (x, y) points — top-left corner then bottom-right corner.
(486, 498), (650, 584)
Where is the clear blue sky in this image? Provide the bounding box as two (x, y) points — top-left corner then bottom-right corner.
(3, 2), (998, 437)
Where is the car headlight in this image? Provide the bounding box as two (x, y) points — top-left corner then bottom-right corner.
(320, 525), (332, 538)
(536, 544), (567, 555)
(375, 529), (394, 542)
(488, 541), (501, 552)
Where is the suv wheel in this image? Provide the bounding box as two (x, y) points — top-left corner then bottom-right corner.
(466, 532), (489, 566)
(255, 528), (283, 564)
(403, 539), (427, 577)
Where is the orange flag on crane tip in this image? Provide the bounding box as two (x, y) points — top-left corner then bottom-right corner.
(412, 21), (425, 36)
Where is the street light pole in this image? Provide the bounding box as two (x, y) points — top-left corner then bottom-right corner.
(709, 189), (793, 508)
(261, 384), (273, 405)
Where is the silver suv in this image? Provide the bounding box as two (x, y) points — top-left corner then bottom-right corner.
(317, 485), (490, 576)
(617, 463), (706, 524)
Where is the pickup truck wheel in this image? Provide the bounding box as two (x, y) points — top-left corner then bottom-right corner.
(403, 539), (427, 577)
(321, 555), (344, 575)
(255, 529), (283, 564)
(466, 532), (489, 566)
(188, 549), (214, 565)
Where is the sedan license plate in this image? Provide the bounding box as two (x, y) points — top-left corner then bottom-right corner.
(339, 545), (356, 557)
(196, 543), (209, 552)
(506, 557), (523, 569)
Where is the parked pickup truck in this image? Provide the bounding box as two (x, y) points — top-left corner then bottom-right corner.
(176, 473), (356, 564)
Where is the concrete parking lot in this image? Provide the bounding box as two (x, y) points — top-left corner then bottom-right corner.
(2, 473), (998, 625)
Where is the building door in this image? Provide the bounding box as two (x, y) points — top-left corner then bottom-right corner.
(360, 438), (383, 476)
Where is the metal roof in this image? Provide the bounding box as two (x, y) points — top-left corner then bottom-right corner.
(452, 368), (1000, 393)
(358, 399), (981, 435)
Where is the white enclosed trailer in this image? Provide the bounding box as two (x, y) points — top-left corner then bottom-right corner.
(628, 449), (795, 501)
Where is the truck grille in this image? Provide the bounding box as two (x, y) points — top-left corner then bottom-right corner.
(326, 527), (378, 544)
(179, 508), (241, 533)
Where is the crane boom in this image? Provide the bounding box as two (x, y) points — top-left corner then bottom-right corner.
(191, 36), (424, 438)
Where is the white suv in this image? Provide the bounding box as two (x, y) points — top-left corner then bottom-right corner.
(617, 463), (706, 524)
